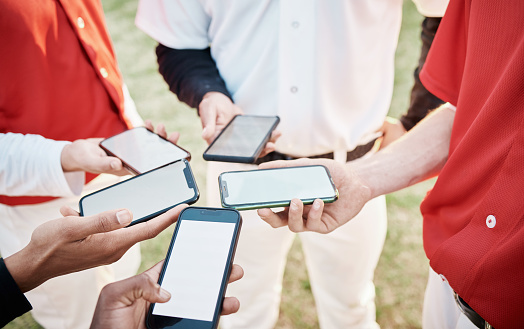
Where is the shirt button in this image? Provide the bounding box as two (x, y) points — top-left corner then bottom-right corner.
(486, 215), (496, 229)
(290, 86), (298, 93)
(77, 17), (85, 29)
(100, 67), (108, 78)
(291, 21), (300, 29)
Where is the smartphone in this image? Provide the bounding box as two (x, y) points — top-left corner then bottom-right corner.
(79, 160), (199, 226)
(203, 115), (280, 163)
(100, 126), (191, 174)
(146, 207), (242, 329)
(218, 165), (339, 210)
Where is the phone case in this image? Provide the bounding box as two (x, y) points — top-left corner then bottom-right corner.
(79, 160), (199, 226)
(100, 127), (191, 175)
(218, 165), (339, 211)
(203, 115), (280, 163)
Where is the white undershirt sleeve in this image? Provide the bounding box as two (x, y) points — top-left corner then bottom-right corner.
(0, 133), (85, 197)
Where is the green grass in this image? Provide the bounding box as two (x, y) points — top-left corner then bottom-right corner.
(6, 1), (433, 328)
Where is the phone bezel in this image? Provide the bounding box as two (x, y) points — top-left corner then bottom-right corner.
(100, 126), (191, 175)
(202, 115), (280, 164)
(146, 207), (242, 329)
(218, 165), (339, 210)
(78, 159), (200, 226)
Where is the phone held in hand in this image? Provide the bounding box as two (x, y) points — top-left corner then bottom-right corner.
(100, 126), (191, 174)
(203, 115), (280, 163)
(79, 159), (199, 226)
(146, 207), (242, 329)
(218, 165), (339, 211)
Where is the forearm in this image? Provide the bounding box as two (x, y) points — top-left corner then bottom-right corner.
(0, 133), (84, 196)
(156, 44), (232, 109)
(353, 104), (455, 198)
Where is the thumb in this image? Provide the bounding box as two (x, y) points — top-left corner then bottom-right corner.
(199, 104), (217, 141)
(72, 209), (133, 240)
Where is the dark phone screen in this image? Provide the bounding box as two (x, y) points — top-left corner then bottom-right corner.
(80, 160), (197, 222)
(205, 115), (278, 157)
(101, 127), (189, 173)
(148, 208), (240, 328)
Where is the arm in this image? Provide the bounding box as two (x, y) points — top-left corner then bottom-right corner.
(3, 204), (186, 293)
(90, 262), (244, 329)
(258, 104), (455, 233)
(379, 17), (445, 148)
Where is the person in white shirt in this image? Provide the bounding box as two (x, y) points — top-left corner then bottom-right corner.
(135, 1), (448, 328)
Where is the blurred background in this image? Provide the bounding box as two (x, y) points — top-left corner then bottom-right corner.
(7, 0), (435, 328)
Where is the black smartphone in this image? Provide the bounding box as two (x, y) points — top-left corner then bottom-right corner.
(146, 207), (242, 329)
(203, 115), (280, 163)
(100, 126), (191, 174)
(79, 159), (199, 226)
(219, 165), (338, 210)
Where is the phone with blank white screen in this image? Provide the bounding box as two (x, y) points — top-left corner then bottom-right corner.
(146, 207), (242, 329)
(100, 127), (191, 174)
(203, 115), (280, 163)
(219, 165), (339, 210)
(79, 160), (199, 226)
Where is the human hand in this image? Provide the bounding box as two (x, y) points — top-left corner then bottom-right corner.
(256, 158), (372, 234)
(376, 117), (407, 149)
(4, 204), (187, 293)
(199, 92), (243, 144)
(90, 261), (244, 329)
(144, 120), (180, 145)
(61, 138), (129, 175)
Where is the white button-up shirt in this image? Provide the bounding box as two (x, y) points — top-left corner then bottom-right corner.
(136, 0), (447, 157)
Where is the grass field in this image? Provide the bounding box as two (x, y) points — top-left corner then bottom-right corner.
(6, 1), (435, 328)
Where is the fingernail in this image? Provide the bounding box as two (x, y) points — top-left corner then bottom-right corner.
(290, 201), (298, 210)
(110, 161), (119, 170)
(313, 200), (321, 210)
(201, 127), (208, 137)
(160, 288), (171, 300)
(116, 210), (132, 225)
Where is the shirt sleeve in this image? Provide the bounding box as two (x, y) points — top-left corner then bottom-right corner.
(412, 0), (449, 17)
(156, 45), (233, 109)
(0, 258), (32, 327)
(0, 133), (85, 197)
(135, 0), (210, 49)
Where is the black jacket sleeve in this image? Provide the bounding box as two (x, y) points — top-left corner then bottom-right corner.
(399, 17), (445, 131)
(156, 44), (233, 110)
(0, 258), (33, 327)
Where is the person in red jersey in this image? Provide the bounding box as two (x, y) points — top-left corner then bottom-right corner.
(0, 1), (145, 328)
(257, 0), (524, 328)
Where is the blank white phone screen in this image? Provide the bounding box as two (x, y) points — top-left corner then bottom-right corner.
(206, 116), (277, 157)
(81, 161), (194, 219)
(223, 166), (335, 205)
(102, 128), (188, 173)
(153, 220), (236, 321)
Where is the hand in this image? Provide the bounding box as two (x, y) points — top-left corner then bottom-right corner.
(144, 120), (180, 145)
(61, 138), (129, 175)
(90, 262), (244, 329)
(256, 158), (371, 233)
(198, 92), (243, 144)
(4, 204), (187, 292)
(376, 117), (407, 149)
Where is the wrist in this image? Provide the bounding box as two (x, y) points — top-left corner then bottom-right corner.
(60, 142), (78, 172)
(3, 246), (45, 293)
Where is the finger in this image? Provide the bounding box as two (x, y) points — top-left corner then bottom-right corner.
(257, 208), (288, 228)
(200, 104), (217, 141)
(156, 123), (167, 138)
(143, 260), (165, 282)
(117, 204), (187, 244)
(221, 297), (240, 315)
(228, 264), (244, 283)
(287, 199), (306, 232)
(70, 209), (133, 240)
(259, 142), (276, 157)
(144, 120), (154, 131)
(268, 130), (282, 143)
(60, 205), (80, 217)
(304, 199), (326, 232)
(167, 131), (180, 144)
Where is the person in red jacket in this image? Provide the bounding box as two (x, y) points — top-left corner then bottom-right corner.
(0, 0), (143, 327)
(257, 0), (524, 328)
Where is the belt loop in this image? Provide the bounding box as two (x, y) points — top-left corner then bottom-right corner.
(333, 150), (347, 163)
